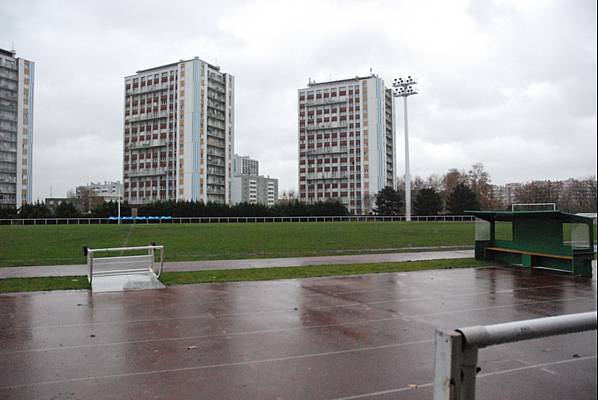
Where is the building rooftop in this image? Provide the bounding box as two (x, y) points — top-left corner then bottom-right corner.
(0, 48), (17, 57)
(303, 74), (378, 89)
(126, 56), (221, 78)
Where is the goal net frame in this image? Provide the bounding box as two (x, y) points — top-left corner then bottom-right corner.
(511, 202), (557, 212)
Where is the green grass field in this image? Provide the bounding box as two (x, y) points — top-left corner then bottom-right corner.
(160, 258), (491, 286)
(0, 221), (479, 267)
(0, 276), (90, 293)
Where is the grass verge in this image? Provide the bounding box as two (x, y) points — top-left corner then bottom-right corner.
(0, 258), (492, 293)
(160, 258), (492, 286)
(0, 276), (90, 294)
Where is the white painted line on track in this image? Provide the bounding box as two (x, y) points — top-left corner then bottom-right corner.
(329, 356), (596, 400)
(0, 339), (434, 390)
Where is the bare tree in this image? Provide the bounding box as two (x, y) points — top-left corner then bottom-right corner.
(467, 162), (498, 210)
(440, 168), (467, 207)
(425, 174), (443, 192)
(587, 177), (597, 211)
(514, 180), (561, 205)
(559, 177), (597, 213)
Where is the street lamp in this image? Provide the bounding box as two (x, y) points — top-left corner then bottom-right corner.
(392, 76), (418, 221)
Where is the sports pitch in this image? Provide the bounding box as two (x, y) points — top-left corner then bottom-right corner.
(0, 221), (484, 267)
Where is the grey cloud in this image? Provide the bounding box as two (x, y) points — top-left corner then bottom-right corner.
(1, 0), (595, 199)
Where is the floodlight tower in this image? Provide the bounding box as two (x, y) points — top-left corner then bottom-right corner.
(392, 76), (418, 221)
(117, 184), (122, 224)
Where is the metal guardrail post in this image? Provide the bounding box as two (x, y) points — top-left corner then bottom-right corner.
(84, 247), (92, 285)
(433, 312), (597, 400)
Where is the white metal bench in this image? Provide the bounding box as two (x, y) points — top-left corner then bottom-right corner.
(85, 245), (164, 285)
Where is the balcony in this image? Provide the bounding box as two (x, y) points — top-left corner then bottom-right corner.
(207, 130), (225, 140)
(306, 147), (348, 156)
(305, 96), (348, 107)
(207, 148), (225, 157)
(207, 138), (225, 148)
(207, 93), (226, 102)
(207, 188), (226, 195)
(207, 178), (225, 185)
(127, 139), (169, 150)
(126, 111), (169, 122)
(127, 168), (168, 177)
(207, 118), (225, 129)
(0, 175), (16, 184)
(0, 103), (17, 112)
(207, 157), (225, 167)
(306, 172), (349, 180)
(207, 101), (226, 112)
(0, 91), (17, 101)
(206, 109), (225, 121)
(207, 167), (225, 176)
(305, 121), (348, 131)
(126, 83), (170, 95)
(207, 82), (226, 94)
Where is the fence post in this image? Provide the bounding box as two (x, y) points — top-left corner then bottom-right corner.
(434, 330), (464, 400)
(434, 312), (597, 400)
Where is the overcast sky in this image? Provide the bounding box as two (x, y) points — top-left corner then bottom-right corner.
(1, 0), (596, 200)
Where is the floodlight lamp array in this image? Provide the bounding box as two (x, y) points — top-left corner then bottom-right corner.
(392, 76), (418, 97)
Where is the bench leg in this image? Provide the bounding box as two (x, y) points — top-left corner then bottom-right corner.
(522, 254), (532, 268)
(573, 257), (593, 277)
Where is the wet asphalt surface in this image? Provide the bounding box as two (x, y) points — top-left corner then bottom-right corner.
(0, 265), (596, 399)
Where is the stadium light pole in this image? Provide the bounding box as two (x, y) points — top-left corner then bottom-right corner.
(392, 76), (418, 222)
(117, 182), (122, 224)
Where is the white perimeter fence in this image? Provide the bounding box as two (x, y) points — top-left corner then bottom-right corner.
(0, 215), (475, 225)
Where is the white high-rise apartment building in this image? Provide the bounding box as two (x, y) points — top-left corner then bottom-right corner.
(231, 154), (278, 206)
(231, 174), (278, 207)
(123, 57), (234, 204)
(233, 154), (259, 176)
(298, 75), (395, 214)
(0, 48), (34, 208)
(75, 181), (123, 203)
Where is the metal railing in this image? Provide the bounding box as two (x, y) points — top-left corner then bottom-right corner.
(85, 244), (164, 285)
(0, 215), (476, 225)
(433, 312), (597, 400)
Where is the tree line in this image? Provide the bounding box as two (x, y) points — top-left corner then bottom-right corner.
(375, 163), (596, 215)
(0, 199), (350, 219)
(1, 163), (595, 219)
(374, 182), (480, 215)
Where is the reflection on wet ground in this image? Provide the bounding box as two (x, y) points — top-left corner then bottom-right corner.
(0, 265), (595, 399)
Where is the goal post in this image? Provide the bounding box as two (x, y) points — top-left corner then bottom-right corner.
(511, 202), (556, 212)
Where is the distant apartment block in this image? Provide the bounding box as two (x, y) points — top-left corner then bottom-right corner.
(123, 57), (234, 205)
(233, 154), (259, 176)
(298, 75), (396, 213)
(75, 181), (123, 202)
(0, 48), (34, 208)
(231, 154), (278, 206)
(231, 174), (278, 207)
(492, 183), (522, 207)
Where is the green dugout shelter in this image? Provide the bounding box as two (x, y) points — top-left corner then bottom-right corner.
(466, 210), (595, 277)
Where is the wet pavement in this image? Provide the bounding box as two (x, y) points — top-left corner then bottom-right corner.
(0, 249), (473, 279)
(0, 265), (595, 399)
